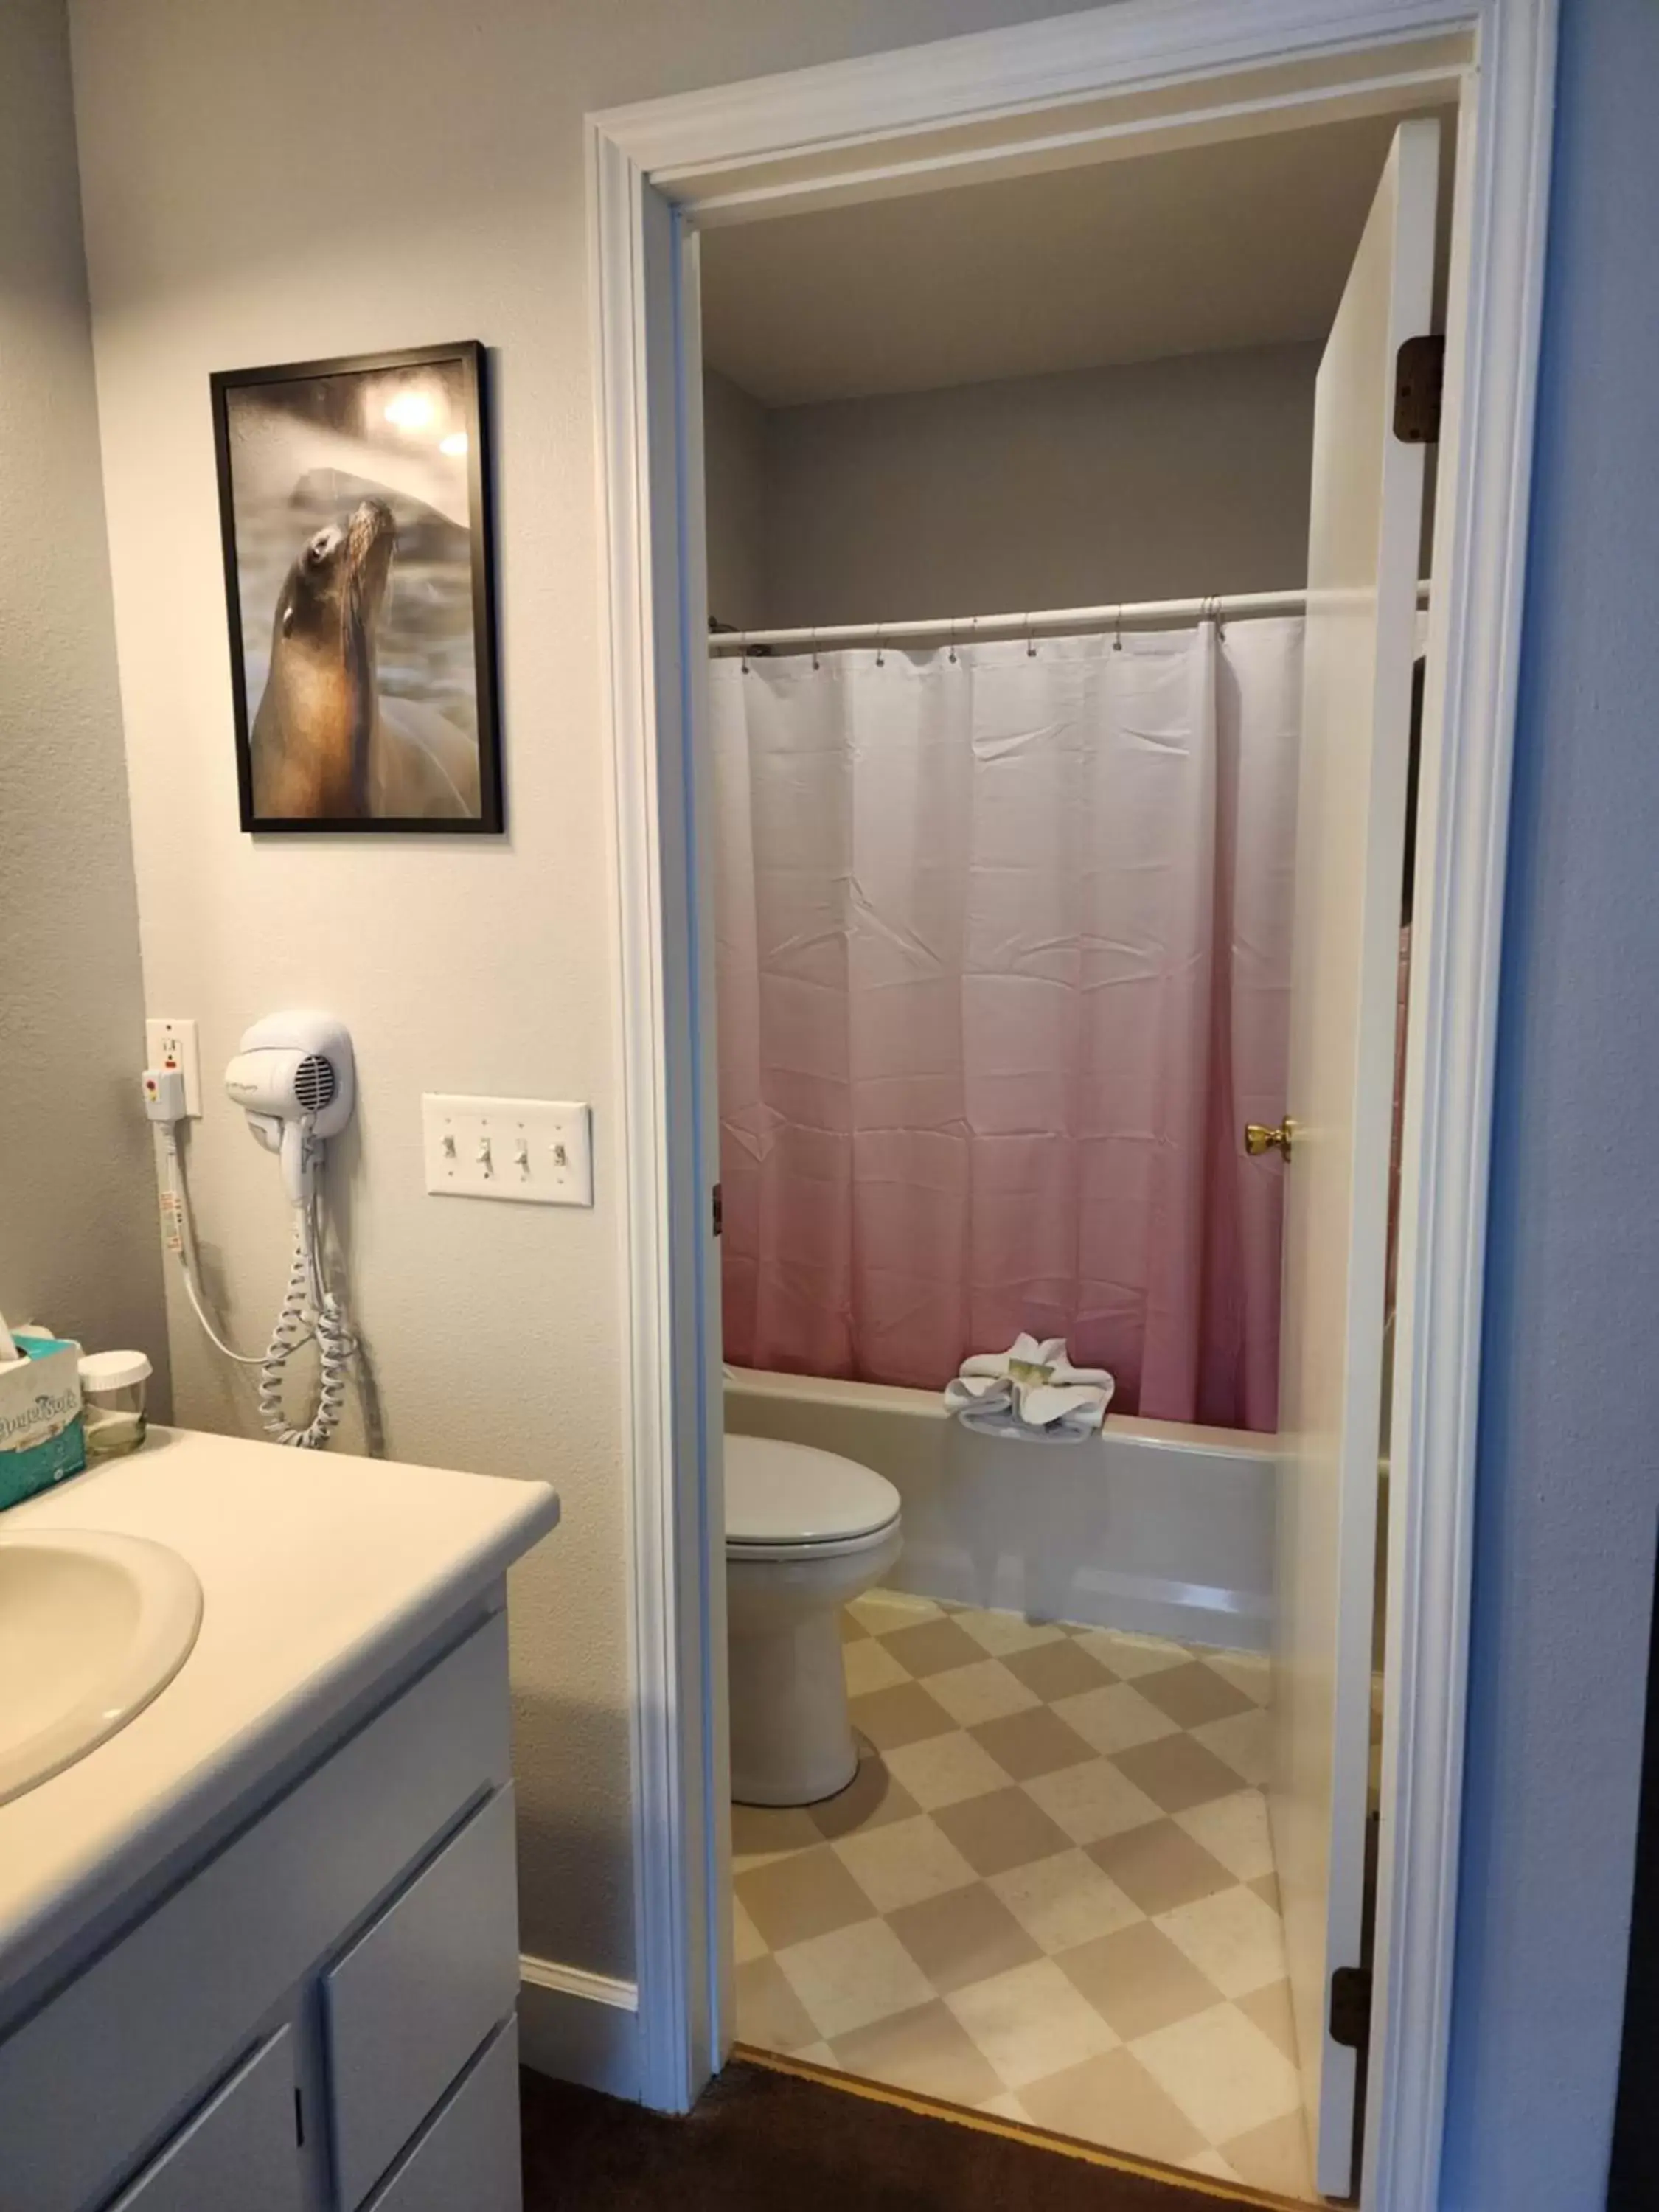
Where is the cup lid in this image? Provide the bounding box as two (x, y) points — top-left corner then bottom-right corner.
(78, 1350), (153, 1390)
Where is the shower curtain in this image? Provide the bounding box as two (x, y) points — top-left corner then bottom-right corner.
(711, 619), (1302, 1433)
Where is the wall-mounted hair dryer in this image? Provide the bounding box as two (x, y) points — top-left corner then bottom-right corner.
(224, 1012), (355, 1204)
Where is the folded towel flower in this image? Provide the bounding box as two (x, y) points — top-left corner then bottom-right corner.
(944, 1335), (1114, 1443)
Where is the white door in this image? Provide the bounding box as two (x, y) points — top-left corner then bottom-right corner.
(1269, 117), (1439, 2199)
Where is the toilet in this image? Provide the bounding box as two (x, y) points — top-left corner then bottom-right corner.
(724, 1434), (904, 1806)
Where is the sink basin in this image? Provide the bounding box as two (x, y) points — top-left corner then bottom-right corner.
(0, 1530), (204, 1806)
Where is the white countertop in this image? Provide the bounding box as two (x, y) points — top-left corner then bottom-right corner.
(0, 1426), (558, 2018)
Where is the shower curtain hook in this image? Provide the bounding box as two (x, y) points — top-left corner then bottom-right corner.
(1024, 613), (1036, 658)
(948, 613), (958, 664)
(740, 629), (751, 674)
(1113, 604), (1123, 652)
(1215, 593), (1227, 639)
(875, 622), (886, 669)
(810, 625), (820, 672)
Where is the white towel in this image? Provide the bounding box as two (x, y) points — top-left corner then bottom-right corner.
(944, 1335), (1114, 1444)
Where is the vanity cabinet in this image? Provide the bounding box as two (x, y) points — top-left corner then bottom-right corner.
(0, 1603), (524, 2212)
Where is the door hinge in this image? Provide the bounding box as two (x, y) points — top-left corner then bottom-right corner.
(1329, 1964), (1374, 2051)
(1394, 333), (1445, 443)
(712, 1181), (723, 1237)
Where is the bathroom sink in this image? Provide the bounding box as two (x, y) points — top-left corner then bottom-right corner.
(0, 1530), (204, 1807)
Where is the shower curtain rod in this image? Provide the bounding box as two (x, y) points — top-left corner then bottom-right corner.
(708, 582), (1432, 655)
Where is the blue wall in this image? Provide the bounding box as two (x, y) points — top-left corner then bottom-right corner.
(1443, 1), (1659, 2202)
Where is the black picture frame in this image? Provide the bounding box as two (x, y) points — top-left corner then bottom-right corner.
(210, 340), (503, 833)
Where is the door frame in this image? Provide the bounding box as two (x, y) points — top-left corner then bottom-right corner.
(586, 4), (1558, 2205)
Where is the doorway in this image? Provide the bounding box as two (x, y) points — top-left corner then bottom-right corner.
(587, 6), (1557, 2208)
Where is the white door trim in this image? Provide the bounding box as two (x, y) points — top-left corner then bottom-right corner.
(586, 5), (1558, 2202)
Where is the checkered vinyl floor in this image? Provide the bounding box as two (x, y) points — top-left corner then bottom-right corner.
(732, 1590), (1313, 2200)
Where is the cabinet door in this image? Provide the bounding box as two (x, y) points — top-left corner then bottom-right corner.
(108, 2027), (303, 2212)
(324, 1784), (519, 2207)
(363, 2020), (521, 2212)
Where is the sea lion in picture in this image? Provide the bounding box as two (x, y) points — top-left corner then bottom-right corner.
(250, 498), (397, 820)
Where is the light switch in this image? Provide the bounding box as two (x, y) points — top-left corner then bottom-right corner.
(422, 1096), (594, 1207)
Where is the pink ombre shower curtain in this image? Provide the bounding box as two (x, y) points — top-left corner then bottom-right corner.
(712, 619), (1302, 1432)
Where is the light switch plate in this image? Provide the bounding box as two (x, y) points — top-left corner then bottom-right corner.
(422, 1095), (594, 1207)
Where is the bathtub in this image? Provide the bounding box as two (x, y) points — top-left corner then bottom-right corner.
(723, 1368), (1276, 1653)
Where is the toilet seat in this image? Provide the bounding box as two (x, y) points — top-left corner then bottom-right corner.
(725, 1435), (900, 1558)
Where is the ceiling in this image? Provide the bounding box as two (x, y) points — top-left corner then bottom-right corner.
(701, 109), (1453, 408)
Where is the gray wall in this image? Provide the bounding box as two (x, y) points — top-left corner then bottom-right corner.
(1443, 0), (1659, 2202)
(703, 367), (771, 632)
(703, 343), (1319, 629)
(0, 0), (168, 1392)
(65, 0), (1099, 1993)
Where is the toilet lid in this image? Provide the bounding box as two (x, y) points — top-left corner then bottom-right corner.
(725, 1435), (900, 1548)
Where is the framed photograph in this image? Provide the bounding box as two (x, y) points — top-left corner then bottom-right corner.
(210, 341), (502, 832)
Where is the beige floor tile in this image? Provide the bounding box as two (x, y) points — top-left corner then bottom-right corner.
(1155, 1882), (1287, 2000)
(1180, 2148), (1243, 2181)
(1203, 1649), (1273, 1707)
(987, 1848), (1144, 1954)
(953, 1607), (1068, 1657)
(1130, 2001), (1301, 2146)
(842, 1636), (913, 1697)
(1055, 1919), (1225, 2043)
(849, 1590), (942, 1633)
(1135, 1659), (1259, 1730)
(1018, 2045), (1207, 2166)
(731, 1894), (768, 1966)
(1112, 1731), (1246, 1815)
(999, 1638), (1116, 1703)
(832, 1812), (979, 1915)
(1191, 1708), (1271, 1786)
(731, 1798), (823, 1869)
(734, 1955), (821, 2052)
(792, 2041), (838, 2067)
(838, 1610), (871, 1645)
(932, 1787), (1074, 1879)
(886, 1882), (1041, 1995)
(944, 1957), (1119, 2088)
(978, 2090), (1032, 2122)
(879, 1616), (988, 1677)
(1172, 1789), (1276, 1884)
(968, 1705), (1097, 1783)
(1220, 2108), (1315, 2199)
(1234, 1978), (1300, 2065)
(1088, 1819), (1236, 1916)
(846, 1680), (957, 1751)
(1250, 1871), (1281, 1910)
(1073, 1629), (1192, 1680)
(1024, 1755), (1164, 1846)
(775, 1917), (937, 2041)
(1051, 1681), (1183, 1757)
(925, 1658), (1042, 1728)
(807, 1747), (921, 1842)
(736, 1843), (879, 1950)
(881, 1729), (1012, 1812)
(830, 1999), (1004, 2107)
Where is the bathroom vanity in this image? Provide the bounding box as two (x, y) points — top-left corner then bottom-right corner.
(0, 1427), (559, 2212)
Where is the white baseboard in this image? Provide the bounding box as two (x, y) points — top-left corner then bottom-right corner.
(518, 1955), (641, 2102)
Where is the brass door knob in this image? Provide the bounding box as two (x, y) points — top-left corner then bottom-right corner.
(1245, 1118), (1295, 1160)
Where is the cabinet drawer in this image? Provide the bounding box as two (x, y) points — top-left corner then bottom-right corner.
(362, 2017), (521, 2212)
(324, 1783), (519, 2208)
(0, 1609), (509, 2212)
(107, 2027), (302, 2212)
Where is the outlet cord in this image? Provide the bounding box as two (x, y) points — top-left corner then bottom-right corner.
(161, 1127), (354, 1450)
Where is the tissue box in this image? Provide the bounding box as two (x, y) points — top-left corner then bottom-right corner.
(0, 1335), (86, 1512)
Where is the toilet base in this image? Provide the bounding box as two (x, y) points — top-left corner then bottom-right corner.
(729, 1607), (859, 1807)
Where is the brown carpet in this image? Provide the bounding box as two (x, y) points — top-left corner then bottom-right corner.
(521, 2059), (1234, 2211)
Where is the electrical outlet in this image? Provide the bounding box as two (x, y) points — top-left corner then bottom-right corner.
(422, 1096), (594, 1207)
(145, 1018), (201, 1116)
